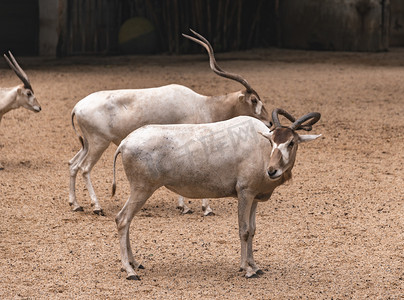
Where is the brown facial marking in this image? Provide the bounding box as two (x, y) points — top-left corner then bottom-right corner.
(272, 127), (294, 144)
(269, 148), (283, 167)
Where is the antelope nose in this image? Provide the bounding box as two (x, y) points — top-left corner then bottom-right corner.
(267, 169), (277, 178)
(35, 106), (41, 112)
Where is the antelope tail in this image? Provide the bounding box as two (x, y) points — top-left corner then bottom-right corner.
(71, 111), (84, 147)
(112, 147), (121, 197)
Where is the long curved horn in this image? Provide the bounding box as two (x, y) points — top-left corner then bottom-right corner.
(3, 51), (32, 90)
(271, 108), (296, 128)
(186, 29), (225, 73)
(182, 29), (260, 98)
(290, 112), (321, 131)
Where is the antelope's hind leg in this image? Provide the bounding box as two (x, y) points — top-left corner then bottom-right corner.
(68, 146), (87, 212)
(116, 187), (154, 280)
(79, 137), (110, 215)
(202, 198), (214, 216)
(177, 195), (193, 214)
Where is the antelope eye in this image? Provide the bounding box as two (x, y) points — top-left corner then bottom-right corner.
(251, 98), (257, 105)
(27, 91), (32, 96)
(288, 141), (295, 148)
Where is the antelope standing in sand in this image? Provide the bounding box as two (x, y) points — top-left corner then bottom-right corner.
(112, 109), (321, 280)
(69, 30), (270, 215)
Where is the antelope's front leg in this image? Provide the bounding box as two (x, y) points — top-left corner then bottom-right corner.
(237, 190), (257, 278)
(246, 201), (263, 275)
(68, 149), (86, 212)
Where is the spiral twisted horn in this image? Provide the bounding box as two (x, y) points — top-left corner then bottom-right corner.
(182, 29), (260, 99)
(272, 108), (321, 131)
(290, 112), (321, 131)
(271, 108), (295, 128)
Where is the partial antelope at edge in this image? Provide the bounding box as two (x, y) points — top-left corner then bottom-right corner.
(0, 51), (41, 125)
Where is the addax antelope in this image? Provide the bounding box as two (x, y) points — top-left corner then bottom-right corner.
(69, 30), (270, 215)
(112, 109), (321, 280)
(0, 51), (41, 124)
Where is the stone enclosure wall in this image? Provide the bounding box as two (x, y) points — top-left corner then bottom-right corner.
(279, 0), (391, 51)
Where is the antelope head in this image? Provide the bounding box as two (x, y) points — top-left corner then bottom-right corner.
(260, 109), (321, 180)
(3, 51), (41, 113)
(183, 29), (270, 127)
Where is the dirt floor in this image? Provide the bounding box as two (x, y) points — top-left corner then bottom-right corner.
(0, 48), (403, 299)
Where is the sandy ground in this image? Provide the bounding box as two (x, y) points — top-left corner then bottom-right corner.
(0, 48), (403, 299)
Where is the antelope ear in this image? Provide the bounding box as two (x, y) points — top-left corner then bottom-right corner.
(258, 131), (273, 140)
(16, 86), (23, 95)
(298, 134), (322, 143)
(238, 93), (245, 102)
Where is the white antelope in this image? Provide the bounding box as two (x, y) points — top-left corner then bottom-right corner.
(112, 109), (321, 280)
(0, 52), (41, 124)
(69, 30), (271, 215)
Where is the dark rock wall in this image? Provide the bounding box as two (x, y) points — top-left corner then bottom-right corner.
(279, 0), (390, 51)
(390, 0), (404, 46)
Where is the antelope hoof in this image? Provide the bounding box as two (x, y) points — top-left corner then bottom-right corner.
(202, 206), (214, 216)
(130, 263), (145, 269)
(204, 211), (215, 217)
(93, 209), (105, 216)
(73, 206), (84, 212)
(256, 269), (264, 275)
(246, 273), (259, 279)
(182, 208), (193, 214)
(127, 275), (141, 281)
